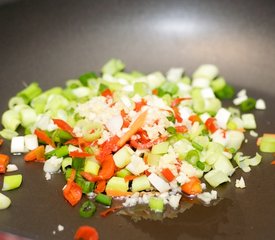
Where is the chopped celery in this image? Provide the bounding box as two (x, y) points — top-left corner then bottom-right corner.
(241, 113), (256, 129)
(8, 96), (26, 109)
(113, 146), (133, 168)
(151, 141), (169, 155)
(0, 129), (18, 140)
(17, 82), (42, 103)
(116, 168), (131, 178)
(193, 64), (219, 80)
(105, 176), (129, 193)
(84, 157), (100, 175)
(131, 175), (151, 192)
(259, 135), (275, 153)
(2, 174), (23, 191)
(79, 72), (97, 86)
(149, 197), (164, 213)
(147, 153), (161, 166)
(210, 77), (226, 92)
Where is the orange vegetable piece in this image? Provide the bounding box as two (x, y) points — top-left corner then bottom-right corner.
(24, 145), (45, 162)
(0, 154), (10, 173)
(181, 176), (202, 195)
(74, 226), (99, 240)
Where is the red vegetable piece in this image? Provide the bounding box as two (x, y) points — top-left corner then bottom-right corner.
(74, 226), (99, 240)
(34, 129), (55, 147)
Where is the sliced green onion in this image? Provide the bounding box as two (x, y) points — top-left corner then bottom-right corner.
(62, 157), (72, 172)
(185, 150), (200, 165)
(215, 84), (235, 99)
(20, 107), (37, 128)
(79, 200), (96, 218)
(95, 193), (112, 206)
(192, 141), (203, 151)
(240, 97), (256, 112)
(133, 82), (149, 96)
(2, 174), (23, 191)
(75, 177), (95, 194)
(0, 129), (18, 140)
(55, 146), (69, 158)
(72, 157), (85, 170)
(79, 72), (97, 86)
(17, 82), (42, 103)
(1, 110), (21, 131)
(210, 77), (226, 92)
(8, 96), (26, 109)
(196, 161), (205, 170)
(167, 126), (176, 134)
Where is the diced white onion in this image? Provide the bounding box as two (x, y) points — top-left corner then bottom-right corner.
(11, 136), (26, 153)
(148, 173), (170, 193)
(24, 134), (38, 151)
(255, 99), (266, 110)
(215, 108), (231, 129)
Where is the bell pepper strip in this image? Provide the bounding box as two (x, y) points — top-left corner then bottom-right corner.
(205, 117), (219, 133)
(0, 138), (3, 146)
(24, 145), (45, 162)
(82, 154), (115, 182)
(172, 107), (183, 123)
(52, 119), (76, 137)
(117, 110), (148, 147)
(0, 154), (10, 173)
(188, 114), (201, 125)
(34, 129), (56, 147)
(181, 176), (202, 195)
(161, 168), (175, 182)
(96, 135), (120, 162)
(94, 180), (106, 193)
(100, 205), (123, 217)
(74, 225), (99, 240)
(63, 169), (82, 206)
(175, 125), (188, 133)
(69, 150), (93, 158)
(171, 97), (191, 108)
(134, 98), (147, 111)
(101, 88), (113, 98)
(105, 189), (133, 197)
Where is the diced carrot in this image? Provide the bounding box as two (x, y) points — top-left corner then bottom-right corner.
(161, 168), (175, 182)
(117, 110), (148, 147)
(0, 154), (10, 173)
(69, 151), (92, 158)
(271, 160), (275, 165)
(188, 114), (201, 125)
(181, 176), (202, 195)
(24, 145), (45, 162)
(175, 125), (188, 133)
(105, 189), (132, 197)
(0, 138), (4, 146)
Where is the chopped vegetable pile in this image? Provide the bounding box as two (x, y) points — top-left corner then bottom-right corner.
(0, 59), (274, 238)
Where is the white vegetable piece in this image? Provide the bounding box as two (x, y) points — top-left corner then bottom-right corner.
(147, 173), (170, 193)
(43, 156), (63, 173)
(72, 87), (91, 98)
(225, 130), (245, 151)
(113, 145), (134, 168)
(179, 107), (192, 121)
(6, 164), (18, 172)
(24, 134), (38, 151)
(105, 114), (123, 135)
(11, 136), (26, 153)
(126, 155), (148, 176)
(233, 95), (248, 105)
(215, 108), (231, 129)
(241, 113), (257, 129)
(168, 194), (181, 209)
(255, 99), (266, 110)
(199, 112), (211, 123)
(0, 193), (11, 210)
(237, 89), (247, 97)
(201, 87), (215, 99)
(235, 177), (246, 188)
(197, 190), (218, 204)
(193, 64), (219, 80)
(192, 78), (210, 88)
(166, 68), (184, 82)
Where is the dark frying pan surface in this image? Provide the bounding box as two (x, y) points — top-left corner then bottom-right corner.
(0, 0), (275, 239)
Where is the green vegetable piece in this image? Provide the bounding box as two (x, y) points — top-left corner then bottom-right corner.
(149, 197), (164, 213)
(1, 110), (21, 131)
(240, 98), (256, 112)
(151, 141), (169, 155)
(79, 72), (97, 86)
(105, 176), (129, 193)
(2, 174), (23, 191)
(55, 146), (69, 158)
(167, 126), (176, 135)
(204, 169), (230, 188)
(76, 177), (95, 194)
(0, 129), (18, 140)
(196, 161), (205, 170)
(95, 193), (112, 206)
(132, 175), (151, 192)
(17, 82), (42, 103)
(101, 59), (125, 75)
(215, 84), (235, 99)
(192, 141), (204, 151)
(62, 157), (72, 172)
(79, 200), (96, 218)
(116, 169), (131, 178)
(72, 157), (85, 170)
(185, 150), (200, 165)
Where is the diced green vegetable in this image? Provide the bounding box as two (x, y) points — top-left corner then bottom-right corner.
(79, 200), (96, 218)
(95, 193), (112, 206)
(0, 193), (11, 210)
(149, 197), (164, 213)
(2, 174), (23, 191)
(131, 175), (151, 192)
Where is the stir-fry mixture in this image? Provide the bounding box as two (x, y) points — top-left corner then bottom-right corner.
(0, 59), (274, 238)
